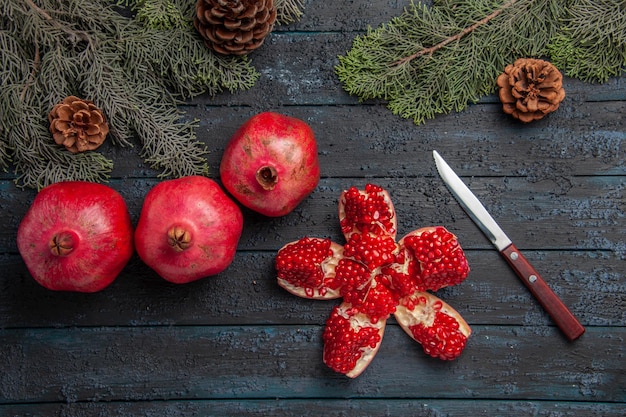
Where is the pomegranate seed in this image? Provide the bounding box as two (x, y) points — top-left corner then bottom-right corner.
(381, 258), (418, 298)
(336, 258), (371, 292)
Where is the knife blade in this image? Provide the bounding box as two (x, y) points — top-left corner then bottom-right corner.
(432, 150), (585, 341)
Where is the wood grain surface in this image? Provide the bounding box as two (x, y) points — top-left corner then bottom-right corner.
(1, 1), (624, 416)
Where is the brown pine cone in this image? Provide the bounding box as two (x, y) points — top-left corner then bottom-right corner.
(48, 96), (109, 153)
(194, 0), (277, 56)
(496, 58), (566, 123)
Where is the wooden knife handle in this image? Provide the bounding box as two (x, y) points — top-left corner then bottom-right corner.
(501, 243), (585, 341)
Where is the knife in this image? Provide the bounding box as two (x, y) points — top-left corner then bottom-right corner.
(432, 150), (585, 341)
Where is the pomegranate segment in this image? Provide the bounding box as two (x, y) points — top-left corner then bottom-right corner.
(338, 184), (397, 240)
(394, 291), (471, 360)
(276, 237), (343, 299)
(398, 226), (470, 292)
(323, 302), (386, 378)
(276, 184), (472, 377)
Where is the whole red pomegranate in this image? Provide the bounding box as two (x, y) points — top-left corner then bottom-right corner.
(17, 181), (134, 293)
(134, 176), (243, 284)
(219, 111), (320, 217)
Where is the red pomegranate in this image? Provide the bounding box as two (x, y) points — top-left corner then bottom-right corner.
(16, 181), (134, 293)
(134, 176), (243, 284)
(276, 184), (472, 377)
(219, 111), (320, 217)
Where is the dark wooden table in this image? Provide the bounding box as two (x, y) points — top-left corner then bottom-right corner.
(1, 1), (625, 416)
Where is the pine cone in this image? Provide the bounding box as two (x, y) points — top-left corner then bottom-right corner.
(194, 0), (277, 56)
(496, 58), (566, 123)
(48, 96), (109, 153)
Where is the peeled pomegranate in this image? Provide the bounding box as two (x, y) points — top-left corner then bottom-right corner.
(276, 184), (472, 377)
(134, 176), (243, 284)
(219, 111), (320, 217)
(16, 181), (134, 293)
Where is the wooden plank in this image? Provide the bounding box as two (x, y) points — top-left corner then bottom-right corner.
(1, 326), (624, 404)
(1, 248), (622, 328)
(185, 102), (626, 177)
(2, 399), (625, 417)
(1, 175), (623, 253)
(274, 0), (419, 32)
(1, 98), (623, 182)
(5, 99), (622, 181)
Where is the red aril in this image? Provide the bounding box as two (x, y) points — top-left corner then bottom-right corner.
(340, 273), (399, 324)
(16, 181), (134, 292)
(220, 112), (320, 217)
(134, 176), (243, 284)
(342, 232), (398, 270)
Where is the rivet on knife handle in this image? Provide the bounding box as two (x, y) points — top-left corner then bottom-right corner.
(501, 243), (585, 341)
(432, 150), (585, 341)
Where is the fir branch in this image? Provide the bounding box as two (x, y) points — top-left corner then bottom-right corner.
(1, 0), (306, 188)
(75, 38), (210, 179)
(119, 22), (259, 98)
(133, 0), (189, 30)
(393, 0), (519, 67)
(548, 0), (626, 83)
(336, 0), (623, 125)
(125, 0), (305, 97)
